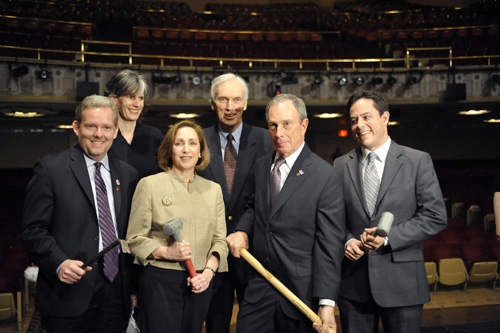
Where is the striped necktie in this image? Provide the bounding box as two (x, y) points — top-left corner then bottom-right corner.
(364, 152), (380, 217)
(94, 162), (119, 282)
(224, 133), (237, 197)
(270, 157), (286, 207)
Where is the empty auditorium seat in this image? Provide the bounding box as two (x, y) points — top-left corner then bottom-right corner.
(439, 258), (469, 290)
(460, 243), (488, 270)
(425, 261), (439, 291)
(484, 214), (495, 232)
(467, 205), (482, 225)
(468, 261), (498, 289)
(428, 243), (459, 261)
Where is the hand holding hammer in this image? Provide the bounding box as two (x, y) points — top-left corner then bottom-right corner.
(162, 218), (197, 278)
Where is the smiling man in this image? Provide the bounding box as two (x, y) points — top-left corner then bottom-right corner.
(21, 95), (138, 332)
(226, 94), (345, 333)
(199, 73), (273, 333)
(333, 90), (447, 333)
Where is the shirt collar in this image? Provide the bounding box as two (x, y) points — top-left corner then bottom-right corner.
(84, 153), (110, 172)
(274, 141), (305, 169)
(219, 122), (243, 145)
(362, 137), (391, 164)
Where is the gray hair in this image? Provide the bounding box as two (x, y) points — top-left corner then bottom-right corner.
(104, 69), (150, 98)
(265, 94), (307, 122)
(210, 73), (249, 102)
(75, 95), (119, 125)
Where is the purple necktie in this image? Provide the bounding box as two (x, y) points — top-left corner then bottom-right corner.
(94, 162), (118, 282)
(270, 157), (286, 207)
(224, 133), (237, 197)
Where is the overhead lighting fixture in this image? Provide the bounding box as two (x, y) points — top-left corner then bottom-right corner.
(37, 69), (51, 80)
(172, 75), (182, 85)
(387, 76), (398, 86)
(354, 76), (365, 86)
(483, 119), (500, 123)
(370, 77), (383, 85)
(313, 113), (343, 119)
(4, 111), (44, 118)
(457, 110), (491, 116)
(337, 76), (347, 86)
(388, 121), (400, 126)
(313, 75), (323, 85)
(192, 76), (201, 86)
(11, 65), (29, 78)
(169, 113), (200, 119)
(57, 124), (73, 129)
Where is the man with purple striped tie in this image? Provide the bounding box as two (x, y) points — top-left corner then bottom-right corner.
(21, 95), (138, 332)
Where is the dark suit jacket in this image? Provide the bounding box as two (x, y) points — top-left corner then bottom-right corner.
(333, 141), (447, 307)
(199, 123), (273, 234)
(21, 146), (138, 317)
(237, 144), (345, 319)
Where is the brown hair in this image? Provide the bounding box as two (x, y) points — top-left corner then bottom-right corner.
(158, 119), (210, 172)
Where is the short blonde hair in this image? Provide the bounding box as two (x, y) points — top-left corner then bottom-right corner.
(158, 120), (210, 172)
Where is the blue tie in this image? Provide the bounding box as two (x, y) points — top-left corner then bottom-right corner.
(94, 162), (119, 282)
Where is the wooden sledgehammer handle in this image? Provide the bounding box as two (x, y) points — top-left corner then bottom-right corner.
(239, 248), (335, 333)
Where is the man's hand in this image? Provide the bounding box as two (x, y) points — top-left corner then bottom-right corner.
(313, 305), (336, 333)
(58, 259), (91, 284)
(344, 239), (365, 261)
(226, 231), (248, 258)
(360, 227), (385, 251)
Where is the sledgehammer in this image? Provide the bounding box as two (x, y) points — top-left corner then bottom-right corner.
(163, 218), (197, 278)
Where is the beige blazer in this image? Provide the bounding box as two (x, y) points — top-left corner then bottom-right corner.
(126, 170), (228, 272)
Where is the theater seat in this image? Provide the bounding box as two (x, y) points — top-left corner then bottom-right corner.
(439, 258), (469, 291)
(0, 293), (16, 321)
(468, 261), (498, 289)
(425, 262), (439, 291)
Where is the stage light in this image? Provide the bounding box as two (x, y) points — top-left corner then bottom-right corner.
(192, 76), (201, 86)
(354, 76), (365, 86)
(370, 77), (383, 85)
(314, 75), (323, 85)
(11, 65), (29, 78)
(337, 76), (347, 86)
(37, 69), (51, 80)
(387, 76), (398, 86)
(172, 75), (182, 85)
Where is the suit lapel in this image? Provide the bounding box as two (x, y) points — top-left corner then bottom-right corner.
(205, 126), (229, 204)
(257, 152), (274, 220)
(270, 145), (311, 217)
(69, 147), (95, 211)
(229, 123), (256, 211)
(377, 141), (403, 207)
(346, 147), (370, 217)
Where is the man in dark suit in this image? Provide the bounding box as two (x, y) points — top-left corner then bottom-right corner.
(21, 95), (138, 332)
(199, 73), (273, 333)
(227, 94), (345, 333)
(333, 90), (447, 332)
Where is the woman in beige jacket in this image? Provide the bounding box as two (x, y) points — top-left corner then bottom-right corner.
(126, 119), (228, 333)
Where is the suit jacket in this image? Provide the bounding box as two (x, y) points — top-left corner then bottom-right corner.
(333, 141), (447, 307)
(237, 144), (345, 319)
(199, 122), (273, 233)
(21, 146), (138, 317)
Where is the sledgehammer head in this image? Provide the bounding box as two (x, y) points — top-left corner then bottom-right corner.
(163, 218), (183, 243)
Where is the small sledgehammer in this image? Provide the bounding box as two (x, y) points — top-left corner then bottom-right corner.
(163, 218), (197, 278)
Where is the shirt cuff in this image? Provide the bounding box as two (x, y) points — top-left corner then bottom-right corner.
(319, 299), (336, 307)
(384, 237), (389, 246)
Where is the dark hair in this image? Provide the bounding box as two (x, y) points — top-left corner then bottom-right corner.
(158, 120), (210, 172)
(104, 69), (150, 98)
(347, 90), (389, 116)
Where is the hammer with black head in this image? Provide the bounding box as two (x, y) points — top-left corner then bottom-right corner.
(163, 218), (197, 278)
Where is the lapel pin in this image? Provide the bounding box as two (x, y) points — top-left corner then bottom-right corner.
(116, 179), (120, 185)
(162, 196), (173, 206)
(296, 170), (304, 176)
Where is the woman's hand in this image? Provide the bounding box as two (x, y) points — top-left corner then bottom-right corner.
(152, 241), (192, 261)
(187, 269), (213, 294)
